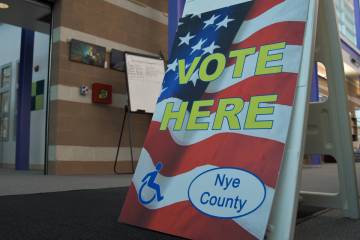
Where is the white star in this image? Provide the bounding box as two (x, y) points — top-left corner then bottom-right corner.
(178, 32), (195, 46)
(203, 15), (220, 29)
(203, 41), (220, 55)
(161, 87), (168, 94)
(215, 16), (235, 30)
(189, 69), (200, 86)
(191, 38), (207, 54)
(166, 59), (178, 73)
(191, 13), (202, 19)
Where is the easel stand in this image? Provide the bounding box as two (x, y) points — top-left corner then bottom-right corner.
(114, 105), (150, 174)
(268, 0), (360, 239)
(114, 105), (135, 174)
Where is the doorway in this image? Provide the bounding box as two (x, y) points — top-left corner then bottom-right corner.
(0, 0), (52, 172)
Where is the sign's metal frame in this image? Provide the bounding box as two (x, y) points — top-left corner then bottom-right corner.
(268, 1), (360, 239)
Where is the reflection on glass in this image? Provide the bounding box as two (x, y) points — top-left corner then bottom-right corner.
(0, 92), (10, 114)
(1, 66), (11, 88)
(334, 0), (357, 46)
(0, 117), (9, 141)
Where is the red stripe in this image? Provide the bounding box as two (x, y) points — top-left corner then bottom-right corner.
(231, 21), (306, 52)
(203, 73), (298, 111)
(226, 22), (306, 68)
(245, 0), (285, 20)
(120, 185), (257, 240)
(144, 122), (283, 188)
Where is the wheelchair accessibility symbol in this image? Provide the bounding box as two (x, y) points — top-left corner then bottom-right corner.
(138, 162), (165, 205)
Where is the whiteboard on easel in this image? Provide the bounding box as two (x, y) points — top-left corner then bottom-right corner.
(125, 53), (165, 113)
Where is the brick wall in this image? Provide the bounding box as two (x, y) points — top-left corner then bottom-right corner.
(48, 0), (168, 174)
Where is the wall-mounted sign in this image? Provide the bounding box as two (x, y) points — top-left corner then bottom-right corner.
(120, 0), (310, 239)
(31, 80), (45, 111)
(69, 39), (106, 68)
(92, 83), (112, 105)
(110, 49), (125, 72)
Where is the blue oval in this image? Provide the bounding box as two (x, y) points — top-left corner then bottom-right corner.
(188, 167), (266, 219)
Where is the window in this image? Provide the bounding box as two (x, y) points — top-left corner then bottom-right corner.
(334, 0), (357, 46)
(0, 65), (11, 88)
(0, 64), (11, 141)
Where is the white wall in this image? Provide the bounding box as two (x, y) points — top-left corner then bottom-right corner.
(0, 24), (49, 169)
(30, 32), (49, 167)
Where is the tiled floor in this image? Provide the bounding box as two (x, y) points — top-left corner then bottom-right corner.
(1, 163), (359, 196)
(0, 164), (359, 239)
(0, 169), (132, 196)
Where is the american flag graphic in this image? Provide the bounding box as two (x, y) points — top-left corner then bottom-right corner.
(120, 0), (310, 239)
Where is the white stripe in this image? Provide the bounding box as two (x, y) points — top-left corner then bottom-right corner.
(53, 27), (157, 55)
(234, 187), (274, 239)
(48, 145), (141, 162)
(133, 148), (273, 239)
(233, 0), (309, 43)
(133, 149), (216, 208)
(50, 85), (128, 108)
(183, 0), (253, 16)
(152, 98), (292, 144)
(206, 45), (303, 93)
(104, 0), (168, 25)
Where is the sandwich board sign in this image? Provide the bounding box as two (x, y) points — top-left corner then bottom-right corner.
(120, 0), (360, 239)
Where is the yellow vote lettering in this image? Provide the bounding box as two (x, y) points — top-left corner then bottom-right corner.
(255, 42), (286, 75)
(177, 42), (286, 85)
(213, 98), (244, 130)
(229, 47), (256, 78)
(199, 53), (226, 82)
(187, 100), (214, 130)
(160, 101), (189, 131)
(245, 95), (278, 129)
(160, 95), (277, 131)
(178, 57), (201, 85)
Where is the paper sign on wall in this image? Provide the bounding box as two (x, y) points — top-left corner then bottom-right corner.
(120, 0), (310, 239)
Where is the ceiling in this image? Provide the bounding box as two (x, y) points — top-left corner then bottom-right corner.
(0, 0), (52, 33)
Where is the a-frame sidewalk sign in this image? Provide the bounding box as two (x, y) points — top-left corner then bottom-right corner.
(120, 0), (360, 239)
(268, 0), (360, 239)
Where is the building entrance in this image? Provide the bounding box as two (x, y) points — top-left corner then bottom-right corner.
(0, 0), (52, 172)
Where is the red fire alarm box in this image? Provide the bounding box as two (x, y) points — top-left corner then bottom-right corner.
(92, 83), (112, 104)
